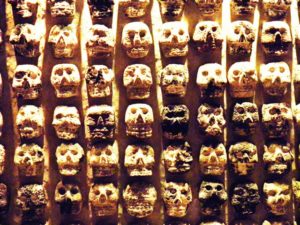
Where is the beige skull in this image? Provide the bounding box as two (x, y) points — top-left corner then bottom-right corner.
(119, 0), (150, 18)
(263, 0), (291, 18)
(0, 145), (4, 175)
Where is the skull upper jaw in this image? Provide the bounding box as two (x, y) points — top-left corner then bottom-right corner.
(262, 40), (291, 57)
(161, 44), (188, 58)
(127, 87), (151, 100)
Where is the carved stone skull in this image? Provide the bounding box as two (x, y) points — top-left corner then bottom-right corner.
(263, 0), (291, 18)
(124, 144), (154, 176)
(12, 64), (42, 100)
(260, 62), (291, 96)
(230, 0), (258, 15)
(8, 0), (37, 18)
(87, 0), (114, 20)
(0, 183), (8, 214)
(194, 0), (222, 15)
(48, 0), (75, 18)
(261, 21), (291, 56)
(0, 145), (5, 175)
(228, 62), (257, 98)
(159, 21), (190, 58)
(162, 182), (192, 218)
(196, 63), (226, 98)
(123, 64), (153, 99)
(56, 143), (84, 176)
(51, 64), (80, 98)
(125, 103), (154, 139)
(119, 0), (150, 18)
(193, 21), (223, 52)
(85, 65), (114, 98)
(55, 181), (82, 214)
(199, 143), (227, 175)
(123, 182), (157, 218)
(197, 103), (226, 136)
(158, 0), (186, 18)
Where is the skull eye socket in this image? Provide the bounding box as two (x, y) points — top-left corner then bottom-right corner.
(245, 28), (251, 35)
(181, 189), (187, 195)
(235, 188), (245, 195)
(95, 30), (106, 37)
(164, 29), (171, 38)
(15, 72), (25, 79)
(106, 190), (112, 195)
(280, 66), (285, 73)
(18, 151), (24, 157)
(205, 185), (212, 191)
(248, 70), (255, 75)
(56, 68), (64, 76)
(130, 108), (137, 114)
(214, 108), (221, 115)
(94, 189), (100, 195)
(60, 149), (67, 155)
(178, 29), (184, 35)
(26, 28), (32, 34)
(199, 26), (205, 31)
(216, 69), (222, 76)
(70, 187), (79, 195)
(282, 189), (290, 195)
(269, 67), (275, 73)
(247, 106), (256, 113)
(212, 26), (217, 32)
(233, 70), (239, 76)
(269, 107), (281, 115)
(234, 28), (240, 34)
(58, 187), (66, 195)
(268, 28), (278, 34)
(29, 72), (37, 79)
(216, 149), (224, 156)
(202, 148), (211, 156)
(268, 190), (276, 196)
(140, 30), (146, 38)
(216, 185), (223, 191)
(56, 113), (63, 119)
(141, 108), (148, 114)
(128, 31), (135, 38)
(105, 149), (112, 155)
(169, 188), (177, 194)
(66, 68), (73, 75)
(202, 71), (208, 76)
(71, 149), (78, 155)
(280, 28), (286, 34)
(30, 150), (36, 156)
(236, 106), (245, 114)
(63, 31), (70, 36)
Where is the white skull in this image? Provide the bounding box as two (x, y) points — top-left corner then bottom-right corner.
(125, 103), (154, 138)
(14, 143), (44, 177)
(48, 24), (78, 58)
(48, 0), (75, 18)
(51, 64), (80, 98)
(260, 62), (291, 96)
(87, 0), (114, 20)
(56, 143), (84, 176)
(194, 0), (222, 15)
(8, 0), (37, 18)
(158, 0), (186, 18)
(123, 64), (152, 99)
(119, 0), (150, 18)
(12, 64), (42, 100)
(52, 106), (81, 140)
(230, 0), (258, 15)
(159, 22), (190, 58)
(263, 0), (291, 18)
(0, 145), (5, 175)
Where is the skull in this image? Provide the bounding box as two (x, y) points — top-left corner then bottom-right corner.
(228, 62), (257, 98)
(232, 102), (259, 136)
(261, 21), (291, 56)
(48, 0), (75, 18)
(119, 0), (150, 18)
(14, 143), (44, 177)
(0, 145), (5, 175)
(56, 143), (84, 176)
(161, 104), (189, 140)
(52, 106), (81, 140)
(199, 181), (227, 216)
(159, 21), (190, 58)
(124, 144), (154, 176)
(16, 105), (44, 139)
(162, 182), (192, 217)
(230, 0), (258, 15)
(162, 141), (193, 173)
(123, 64), (153, 99)
(55, 181), (82, 215)
(260, 62), (291, 96)
(86, 25), (115, 58)
(85, 65), (114, 98)
(123, 182), (157, 218)
(160, 64), (189, 97)
(50, 64), (80, 98)
(12, 64), (42, 100)
(48, 24), (78, 58)
(194, 0), (222, 15)
(263, 182), (291, 215)
(196, 63), (226, 98)
(193, 21), (223, 52)
(88, 143), (119, 177)
(8, 0), (37, 18)
(9, 23), (41, 57)
(122, 22), (153, 59)
(89, 183), (118, 216)
(87, 0), (114, 20)
(199, 143), (227, 175)
(0, 183), (8, 214)
(228, 142), (258, 176)
(197, 103), (226, 136)
(85, 105), (115, 141)
(158, 0), (186, 18)
(262, 103), (292, 138)
(231, 182), (260, 215)
(227, 21), (255, 55)
(263, 220), (292, 225)
(125, 103), (154, 139)
(263, 0), (291, 18)
(263, 142), (294, 175)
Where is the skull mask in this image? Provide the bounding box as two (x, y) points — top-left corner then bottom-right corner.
(161, 105), (189, 139)
(228, 21), (255, 55)
(87, 0), (114, 20)
(9, 0), (37, 18)
(161, 64), (189, 97)
(230, 0), (258, 15)
(12, 64), (42, 100)
(119, 0), (150, 18)
(14, 143), (44, 177)
(232, 102), (259, 136)
(0, 145), (5, 175)
(159, 21), (190, 58)
(125, 103), (154, 139)
(123, 64), (153, 99)
(260, 62), (291, 96)
(55, 181), (82, 215)
(263, 142), (294, 175)
(85, 105), (115, 141)
(261, 21), (291, 56)
(158, 0), (186, 18)
(16, 105), (44, 139)
(199, 181), (227, 216)
(263, 182), (291, 215)
(199, 143), (227, 175)
(123, 182), (157, 218)
(228, 62), (257, 98)
(263, 0), (291, 18)
(196, 63), (226, 98)
(9, 23), (41, 57)
(231, 182), (260, 215)
(48, 0), (75, 18)
(56, 143), (84, 176)
(193, 21), (223, 52)
(194, 0), (222, 15)
(85, 65), (114, 98)
(262, 103), (292, 138)
(0, 183), (8, 214)
(124, 144), (154, 176)
(48, 24), (78, 58)
(228, 142), (258, 176)
(162, 182), (192, 217)
(50, 64), (80, 98)
(197, 103), (226, 136)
